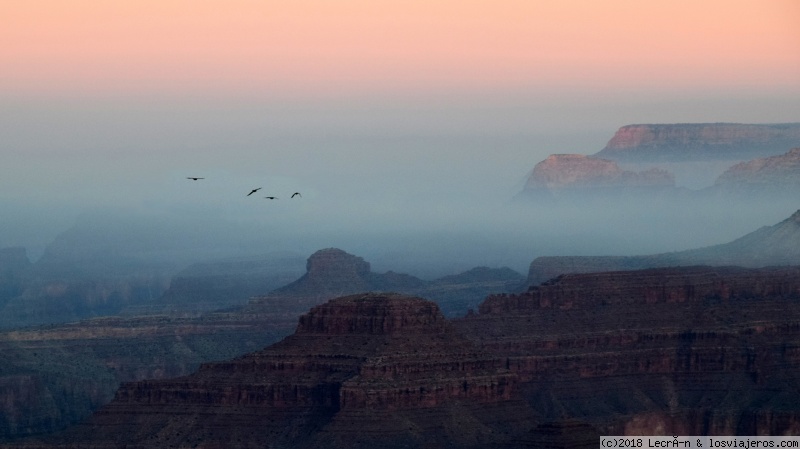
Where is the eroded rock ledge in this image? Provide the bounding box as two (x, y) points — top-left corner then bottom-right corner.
(596, 123), (800, 161)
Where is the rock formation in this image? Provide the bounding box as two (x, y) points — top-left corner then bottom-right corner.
(16, 266), (800, 446)
(0, 312), (288, 443)
(0, 248), (522, 442)
(515, 123), (800, 205)
(714, 147), (800, 193)
(456, 265), (800, 436)
(22, 294), (529, 449)
(270, 248), (428, 296)
(517, 154), (675, 199)
(595, 123), (800, 161)
(525, 209), (800, 286)
(250, 248), (521, 318)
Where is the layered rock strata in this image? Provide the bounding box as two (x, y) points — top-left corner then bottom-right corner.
(14, 266), (800, 446)
(0, 312), (288, 442)
(25, 294), (527, 449)
(457, 265), (800, 436)
(596, 123), (800, 161)
(518, 154), (675, 199)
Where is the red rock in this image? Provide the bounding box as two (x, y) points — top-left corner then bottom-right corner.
(457, 265), (800, 436)
(520, 154), (674, 197)
(23, 294), (526, 448)
(597, 123), (800, 161)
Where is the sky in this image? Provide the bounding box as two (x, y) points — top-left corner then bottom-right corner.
(1, 0), (800, 274)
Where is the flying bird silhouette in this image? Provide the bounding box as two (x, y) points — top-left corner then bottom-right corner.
(291, 192), (302, 198)
(247, 188), (262, 196)
(264, 196), (278, 200)
(186, 177), (204, 181)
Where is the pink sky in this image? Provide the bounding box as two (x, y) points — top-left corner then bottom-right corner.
(1, 0), (799, 97)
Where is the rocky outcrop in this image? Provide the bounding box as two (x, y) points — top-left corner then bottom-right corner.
(251, 248), (521, 318)
(0, 248), (523, 442)
(270, 248), (427, 296)
(457, 265), (800, 436)
(525, 209), (800, 286)
(24, 294), (528, 449)
(596, 123), (800, 161)
(518, 154), (675, 198)
(714, 148), (800, 193)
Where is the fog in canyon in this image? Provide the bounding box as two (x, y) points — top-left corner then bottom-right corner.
(3, 92), (800, 279)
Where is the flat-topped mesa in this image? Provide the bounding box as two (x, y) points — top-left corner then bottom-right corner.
(525, 154), (675, 191)
(480, 266), (800, 315)
(596, 123), (800, 161)
(296, 293), (448, 335)
(280, 247), (372, 293)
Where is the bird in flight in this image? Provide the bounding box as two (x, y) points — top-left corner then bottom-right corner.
(291, 192), (302, 198)
(247, 188), (262, 196)
(264, 196), (278, 200)
(186, 177), (204, 181)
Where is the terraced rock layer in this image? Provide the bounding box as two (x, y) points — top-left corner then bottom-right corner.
(596, 123), (800, 161)
(458, 265), (800, 436)
(23, 294), (527, 449)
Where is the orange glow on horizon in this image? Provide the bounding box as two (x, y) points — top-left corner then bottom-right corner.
(1, 0), (798, 97)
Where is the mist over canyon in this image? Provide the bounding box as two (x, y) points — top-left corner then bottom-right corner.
(3, 120), (800, 446)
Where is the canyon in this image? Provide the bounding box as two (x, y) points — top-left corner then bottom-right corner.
(0, 247), (522, 442)
(15, 264), (800, 448)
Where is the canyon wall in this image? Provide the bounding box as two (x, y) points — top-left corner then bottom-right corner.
(22, 294), (530, 449)
(457, 266), (800, 436)
(16, 266), (800, 447)
(517, 153), (676, 199)
(595, 123), (800, 161)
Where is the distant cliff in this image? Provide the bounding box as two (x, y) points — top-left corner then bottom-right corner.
(595, 123), (800, 161)
(251, 248), (522, 317)
(525, 209), (800, 286)
(516, 154), (676, 199)
(714, 147), (800, 193)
